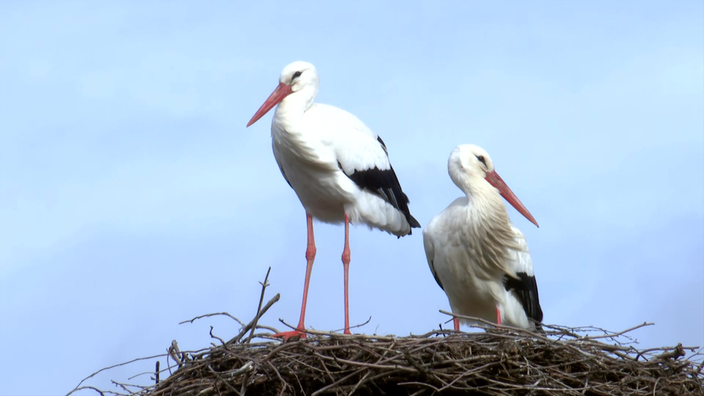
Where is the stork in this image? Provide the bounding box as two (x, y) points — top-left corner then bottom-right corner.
(423, 144), (543, 330)
(247, 61), (420, 339)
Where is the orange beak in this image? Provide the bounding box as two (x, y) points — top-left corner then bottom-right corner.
(246, 82), (293, 127)
(485, 170), (539, 227)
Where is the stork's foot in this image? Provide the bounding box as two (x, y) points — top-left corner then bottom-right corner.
(271, 329), (306, 341)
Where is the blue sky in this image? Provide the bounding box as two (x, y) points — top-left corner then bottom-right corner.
(1, 1), (702, 394)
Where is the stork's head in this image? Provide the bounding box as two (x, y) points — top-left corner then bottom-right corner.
(449, 144), (495, 180)
(279, 61), (319, 92)
(449, 144), (539, 227)
(247, 61), (320, 127)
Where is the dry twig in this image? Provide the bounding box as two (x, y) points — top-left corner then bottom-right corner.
(68, 270), (704, 396)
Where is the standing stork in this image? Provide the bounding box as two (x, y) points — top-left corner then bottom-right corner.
(247, 61), (420, 339)
(423, 144), (543, 330)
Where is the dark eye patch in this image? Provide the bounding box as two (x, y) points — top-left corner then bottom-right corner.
(475, 155), (487, 166)
(291, 71), (302, 83)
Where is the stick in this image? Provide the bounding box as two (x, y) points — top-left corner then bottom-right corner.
(231, 293), (281, 344)
(245, 267), (272, 344)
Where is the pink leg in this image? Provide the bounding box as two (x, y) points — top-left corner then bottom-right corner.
(496, 306), (502, 326)
(273, 214), (316, 340)
(453, 317), (460, 331)
(342, 214), (351, 335)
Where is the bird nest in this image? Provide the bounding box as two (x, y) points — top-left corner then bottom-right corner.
(70, 269), (704, 396)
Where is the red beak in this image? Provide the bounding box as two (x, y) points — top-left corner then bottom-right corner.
(246, 82), (293, 127)
(485, 170), (539, 227)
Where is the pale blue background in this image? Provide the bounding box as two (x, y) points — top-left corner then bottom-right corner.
(1, 1), (702, 395)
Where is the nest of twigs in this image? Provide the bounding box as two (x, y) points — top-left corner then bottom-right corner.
(70, 269), (704, 396)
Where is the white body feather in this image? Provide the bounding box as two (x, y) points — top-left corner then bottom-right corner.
(423, 145), (540, 330)
(424, 199), (536, 329)
(272, 89), (413, 236)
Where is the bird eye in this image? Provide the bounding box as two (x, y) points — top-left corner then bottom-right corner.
(475, 155), (486, 166)
(291, 71), (303, 82)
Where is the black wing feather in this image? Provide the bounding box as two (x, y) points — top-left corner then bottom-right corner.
(377, 135), (389, 155)
(503, 272), (543, 324)
(338, 136), (420, 231)
(429, 260), (444, 291)
(277, 163), (293, 188)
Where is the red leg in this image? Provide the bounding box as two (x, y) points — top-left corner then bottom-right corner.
(272, 214), (316, 340)
(496, 306), (502, 326)
(341, 214), (351, 335)
(453, 317), (460, 331)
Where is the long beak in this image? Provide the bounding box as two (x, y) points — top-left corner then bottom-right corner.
(246, 82), (293, 127)
(485, 170), (539, 228)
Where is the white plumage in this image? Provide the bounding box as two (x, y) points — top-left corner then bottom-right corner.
(273, 101), (415, 235)
(423, 144), (543, 330)
(247, 61), (419, 338)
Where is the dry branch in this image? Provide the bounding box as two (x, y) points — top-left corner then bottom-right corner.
(69, 269), (704, 396)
